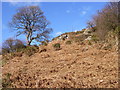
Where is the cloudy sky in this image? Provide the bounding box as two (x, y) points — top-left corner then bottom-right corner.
(1, 2), (107, 45)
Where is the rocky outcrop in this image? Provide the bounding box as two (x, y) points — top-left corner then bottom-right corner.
(83, 28), (92, 35)
(59, 35), (69, 40)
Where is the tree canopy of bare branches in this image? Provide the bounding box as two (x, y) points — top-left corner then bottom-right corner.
(87, 2), (119, 40)
(9, 6), (52, 45)
(2, 38), (25, 54)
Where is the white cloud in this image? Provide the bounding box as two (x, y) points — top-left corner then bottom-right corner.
(81, 11), (87, 15)
(3, 0), (41, 6)
(66, 10), (70, 13)
(8, 2), (41, 6)
(74, 30), (78, 32)
(79, 6), (90, 15)
(55, 32), (62, 36)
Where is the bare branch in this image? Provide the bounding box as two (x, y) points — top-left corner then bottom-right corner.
(9, 6), (52, 45)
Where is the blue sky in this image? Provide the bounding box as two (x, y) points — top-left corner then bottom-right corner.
(2, 2), (107, 45)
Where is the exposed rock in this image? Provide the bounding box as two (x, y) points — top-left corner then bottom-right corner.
(83, 28), (92, 35)
(85, 36), (92, 41)
(59, 35), (69, 40)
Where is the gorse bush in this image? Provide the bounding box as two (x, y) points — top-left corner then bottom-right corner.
(53, 43), (61, 50)
(23, 46), (38, 56)
(65, 40), (72, 45)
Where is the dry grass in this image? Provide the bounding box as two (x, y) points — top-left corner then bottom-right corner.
(2, 40), (118, 88)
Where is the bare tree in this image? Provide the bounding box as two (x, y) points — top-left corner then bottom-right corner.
(87, 20), (96, 32)
(9, 6), (52, 45)
(88, 2), (119, 40)
(2, 38), (25, 54)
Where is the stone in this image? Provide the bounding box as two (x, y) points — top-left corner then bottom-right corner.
(85, 36), (92, 41)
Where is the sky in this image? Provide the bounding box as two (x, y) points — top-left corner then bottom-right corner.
(1, 2), (107, 45)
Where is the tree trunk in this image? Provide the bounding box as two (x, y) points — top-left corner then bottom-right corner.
(26, 31), (33, 46)
(28, 40), (32, 46)
(26, 35), (30, 46)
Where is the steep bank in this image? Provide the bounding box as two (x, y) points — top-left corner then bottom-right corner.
(2, 40), (118, 88)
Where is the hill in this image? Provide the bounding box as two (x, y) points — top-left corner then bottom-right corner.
(2, 28), (118, 88)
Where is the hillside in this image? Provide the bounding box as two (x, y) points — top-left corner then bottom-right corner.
(2, 29), (118, 88)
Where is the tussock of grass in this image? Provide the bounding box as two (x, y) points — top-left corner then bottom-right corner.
(53, 43), (61, 51)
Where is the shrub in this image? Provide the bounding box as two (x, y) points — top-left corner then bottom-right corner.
(2, 38), (25, 55)
(88, 2), (118, 40)
(53, 43), (61, 50)
(88, 41), (92, 45)
(114, 26), (120, 35)
(2, 59), (7, 67)
(2, 53), (14, 61)
(103, 44), (112, 50)
(2, 73), (12, 88)
(2, 45), (38, 63)
(65, 40), (72, 45)
(41, 41), (48, 46)
(23, 46), (38, 56)
(91, 35), (99, 43)
(75, 30), (84, 35)
(73, 35), (87, 43)
(2, 51), (23, 66)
